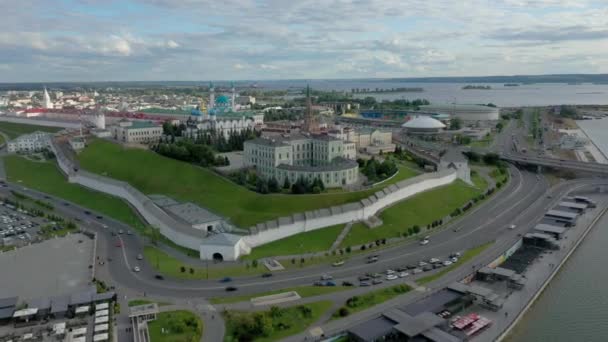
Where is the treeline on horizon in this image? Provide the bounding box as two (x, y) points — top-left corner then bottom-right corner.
(2, 73), (608, 91)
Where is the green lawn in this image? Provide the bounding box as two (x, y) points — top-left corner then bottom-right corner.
(224, 301), (332, 342)
(0, 121), (62, 139)
(148, 310), (202, 342)
(417, 242), (493, 285)
(340, 180), (481, 247)
(144, 245), (267, 279)
(244, 224), (345, 260)
(471, 171), (488, 190)
(333, 285), (411, 319)
(4, 156), (146, 230)
(211, 285), (351, 305)
(77, 140), (409, 228)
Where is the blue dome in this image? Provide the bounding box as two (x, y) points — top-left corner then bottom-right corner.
(216, 95), (230, 104)
(191, 108), (202, 116)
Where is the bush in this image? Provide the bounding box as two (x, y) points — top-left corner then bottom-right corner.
(337, 307), (350, 317)
(180, 266), (186, 273)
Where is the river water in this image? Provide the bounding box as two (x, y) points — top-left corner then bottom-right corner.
(506, 210), (608, 342)
(256, 81), (608, 107)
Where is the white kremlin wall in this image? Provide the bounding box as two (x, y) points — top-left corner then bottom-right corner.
(50, 140), (459, 258)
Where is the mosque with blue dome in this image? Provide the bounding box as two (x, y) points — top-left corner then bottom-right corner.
(186, 83), (264, 139)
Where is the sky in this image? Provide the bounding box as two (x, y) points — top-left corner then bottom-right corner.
(0, 0), (607, 82)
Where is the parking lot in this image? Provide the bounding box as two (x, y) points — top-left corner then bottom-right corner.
(0, 233), (94, 300)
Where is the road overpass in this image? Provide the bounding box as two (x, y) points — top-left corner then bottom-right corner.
(502, 153), (608, 174)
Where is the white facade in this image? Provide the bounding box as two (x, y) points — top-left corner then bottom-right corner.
(186, 113), (263, 139)
(69, 137), (86, 151)
(42, 87), (54, 109)
(7, 131), (51, 153)
(420, 104), (499, 121)
(244, 133), (359, 187)
(110, 120), (162, 144)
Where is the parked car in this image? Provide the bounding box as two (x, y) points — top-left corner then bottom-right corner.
(412, 268), (423, 274)
(314, 281), (324, 286)
(359, 281), (371, 287)
(386, 274), (398, 281)
(324, 281), (336, 287)
(423, 265), (434, 272)
(342, 281), (354, 287)
(450, 257), (459, 263)
(372, 279), (383, 285)
(385, 269), (396, 275)
(429, 258), (441, 264)
(398, 272), (409, 278)
(358, 276), (371, 281)
(406, 264), (417, 270)
(443, 260), (453, 266)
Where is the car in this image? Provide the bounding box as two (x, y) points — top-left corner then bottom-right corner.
(450, 257), (459, 263)
(508, 224), (516, 230)
(360, 281), (371, 287)
(127, 231), (133, 235)
(371, 273), (383, 279)
(220, 277), (232, 283)
(111, 232), (116, 236)
(320, 274), (333, 280)
(366, 256), (379, 263)
(422, 265), (433, 272)
(261, 273), (273, 278)
(443, 260), (453, 266)
(386, 274), (398, 281)
(412, 268), (423, 274)
(385, 269), (395, 275)
(102, 224), (108, 229)
(324, 281), (336, 286)
(84, 211), (91, 215)
(314, 281), (324, 286)
(429, 258), (441, 264)
(154, 274), (164, 280)
(398, 272), (409, 278)
(63, 202), (70, 206)
(225, 286), (238, 292)
(118, 230), (124, 234)
(136, 254), (143, 260)
(450, 252), (462, 258)
(332, 260), (345, 267)
(372, 279), (383, 285)
(133, 266), (141, 272)
(115, 241), (122, 247)
(418, 261), (428, 267)
(420, 239), (429, 246)
(342, 281), (354, 287)
(96, 215), (103, 219)
(358, 276), (371, 281)
(43, 195), (50, 199)
(406, 264), (417, 270)
(433, 263), (444, 269)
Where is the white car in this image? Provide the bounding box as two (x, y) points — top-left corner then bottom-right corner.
(420, 239), (429, 246)
(443, 260), (453, 266)
(321, 274), (333, 280)
(418, 261), (428, 267)
(332, 260), (345, 267)
(508, 224), (516, 230)
(386, 274), (398, 281)
(450, 257), (459, 263)
(429, 258), (441, 264)
(386, 269), (396, 275)
(133, 266), (141, 272)
(412, 268), (423, 274)
(398, 272), (409, 278)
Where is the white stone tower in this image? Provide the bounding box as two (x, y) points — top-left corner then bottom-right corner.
(42, 87), (54, 109)
(231, 82), (236, 112)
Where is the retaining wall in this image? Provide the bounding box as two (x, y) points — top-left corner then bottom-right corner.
(243, 169), (457, 247)
(50, 140), (458, 255)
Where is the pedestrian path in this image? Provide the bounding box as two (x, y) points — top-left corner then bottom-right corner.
(329, 223), (353, 252)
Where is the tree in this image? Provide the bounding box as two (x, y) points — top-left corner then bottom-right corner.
(449, 117), (462, 130)
(268, 177), (280, 193)
(413, 225), (421, 234)
(283, 177), (291, 190)
(180, 266), (186, 273)
(256, 178), (269, 194)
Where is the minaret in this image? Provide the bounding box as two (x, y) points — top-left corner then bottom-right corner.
(208, 82), (215, 111)
(231, 82), (236, 112)
(42, 87), (54, 109)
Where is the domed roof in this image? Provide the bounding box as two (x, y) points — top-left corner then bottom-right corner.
(216, 95), (230, 104)
(402, 115), (446, 129)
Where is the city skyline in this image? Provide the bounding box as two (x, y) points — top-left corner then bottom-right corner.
(0, 0), (607, 82)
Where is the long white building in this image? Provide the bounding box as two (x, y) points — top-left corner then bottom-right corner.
(244, 133), (359, 188)
(7, 131), (52, 153)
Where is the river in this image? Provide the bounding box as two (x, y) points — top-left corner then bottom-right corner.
(506, 209), (608, 342)
(255, 80), (608, 107)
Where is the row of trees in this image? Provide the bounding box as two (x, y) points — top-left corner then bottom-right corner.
(231, 169), (327, 194)
(357, 157), (398, 183)
(153, 140), (229, 167)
